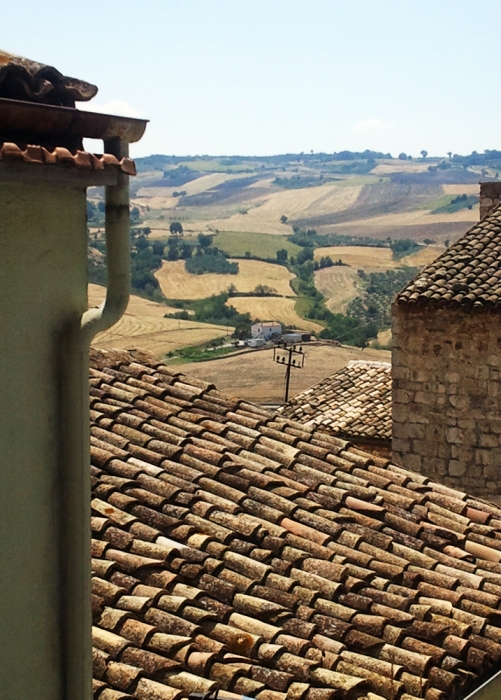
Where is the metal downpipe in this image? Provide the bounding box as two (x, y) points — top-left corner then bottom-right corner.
(63, 137), (131, 700)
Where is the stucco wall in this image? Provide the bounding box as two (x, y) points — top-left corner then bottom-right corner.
(0, 180), (88, 698)
(392, 304), (501, 497)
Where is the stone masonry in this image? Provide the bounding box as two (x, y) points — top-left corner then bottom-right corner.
(480, 182), (501, 221)
(392, 305), (501, 496)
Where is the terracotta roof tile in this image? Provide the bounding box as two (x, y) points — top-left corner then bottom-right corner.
(396, 204), (501, 309)
(86, 347), (501, 699)
(278, 362), (391, 442)
(0, 140), (136, 174)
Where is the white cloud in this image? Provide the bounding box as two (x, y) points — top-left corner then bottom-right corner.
(79, 99), (142, 118)
(350, 119), (392, 132)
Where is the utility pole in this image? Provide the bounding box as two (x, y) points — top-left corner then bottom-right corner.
(273, 342), (305, 402)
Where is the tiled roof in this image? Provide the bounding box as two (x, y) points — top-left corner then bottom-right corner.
(0, 50), (97, 106)
(0, 141), (136, 174)
(89, 348), (501, 700)
(277, 362), (391, 442)
(396, 204), (501, 309)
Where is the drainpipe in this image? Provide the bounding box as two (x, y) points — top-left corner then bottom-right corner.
(63, 136), (131, 700)
(81, 137), (131, 342)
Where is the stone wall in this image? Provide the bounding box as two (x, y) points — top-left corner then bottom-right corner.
(480, 182), (501, 221)
(392, 304), (501, 496)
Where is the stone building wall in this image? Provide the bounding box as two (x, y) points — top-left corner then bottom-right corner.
(392, 304), (501, 497)
(480, 182), (501, 221)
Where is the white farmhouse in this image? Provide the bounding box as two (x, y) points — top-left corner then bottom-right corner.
(251, 321), (282, 340)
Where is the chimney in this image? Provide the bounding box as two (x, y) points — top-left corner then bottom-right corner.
(479, 182), (501, 220)
(0, 52), (147, 700)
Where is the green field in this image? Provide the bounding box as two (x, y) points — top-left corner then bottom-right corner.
(213, 231), (301, 259)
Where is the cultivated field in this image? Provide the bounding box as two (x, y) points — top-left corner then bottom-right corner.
(88, 284), (227, 355)
(372, 161), (431, 174)
(155, 259), (296, 299)
(443, 184), (480, 195)
(204, 181), (362, 235)
(137, 173), (234, 202)
(314, 246), (398, 269)
(312, 245), (442, 316)
(227, 297), (323, 332)
(314, 267), (360, 313)
(213, 231), (301, 259)
(183, 342), (391, 404)
(401, 244), (444, 267)
(315, 244), (442, 270)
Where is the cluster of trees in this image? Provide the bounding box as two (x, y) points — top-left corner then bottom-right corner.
(88, 203), (165, 300)
(432, 194), (478, 214)
(130, 230), (164, 298)
(161, 165), (197, 187)
(227, 283), (278, 297)
(389, 238), (421, 259)
(185, 234), (239, 275)
(288, 227), (388, 250)
(450, 150), (501, 168)
(274, 175), (337, 189)
(346, 268), (419, 328)
(87, 199), (105, 225)
(166, 292), (252, 339)
(318, 314), (379, 347)
(164, 236), (192, 261)
(87, 201), (142, 228)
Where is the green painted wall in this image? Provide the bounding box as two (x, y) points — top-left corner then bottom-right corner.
(0, 181), (88, 699)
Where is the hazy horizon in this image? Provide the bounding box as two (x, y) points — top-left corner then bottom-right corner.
(4, 0), (501, 159)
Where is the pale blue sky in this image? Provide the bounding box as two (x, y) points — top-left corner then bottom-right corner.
(3, 0), (500, 158)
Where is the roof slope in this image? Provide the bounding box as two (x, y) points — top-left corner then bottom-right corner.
(277, 361), (391, 442)
(90, 349), (501, 700)
(396, 204), (501, 309)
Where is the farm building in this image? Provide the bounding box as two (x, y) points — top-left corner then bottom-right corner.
(392, 183), (501, 498)
(278, 360), (391, 457)
(251, 320), (282, 340)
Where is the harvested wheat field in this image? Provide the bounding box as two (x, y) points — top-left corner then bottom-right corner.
(341, 205), (478, 230)
(314, 266), (360, 313)
(184, 342), (391, 404)
(372, 161), (431, 174)
(206, 182), (362, 234)
(400, 244), (443, 267)
(135, 173), (234, 207)
(227, 297), (322, 332)
(88, 284), (226, 355)
(443, 183), (479, 195)
(314, 245), (398, 270)
(155, 259), (295, 299)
